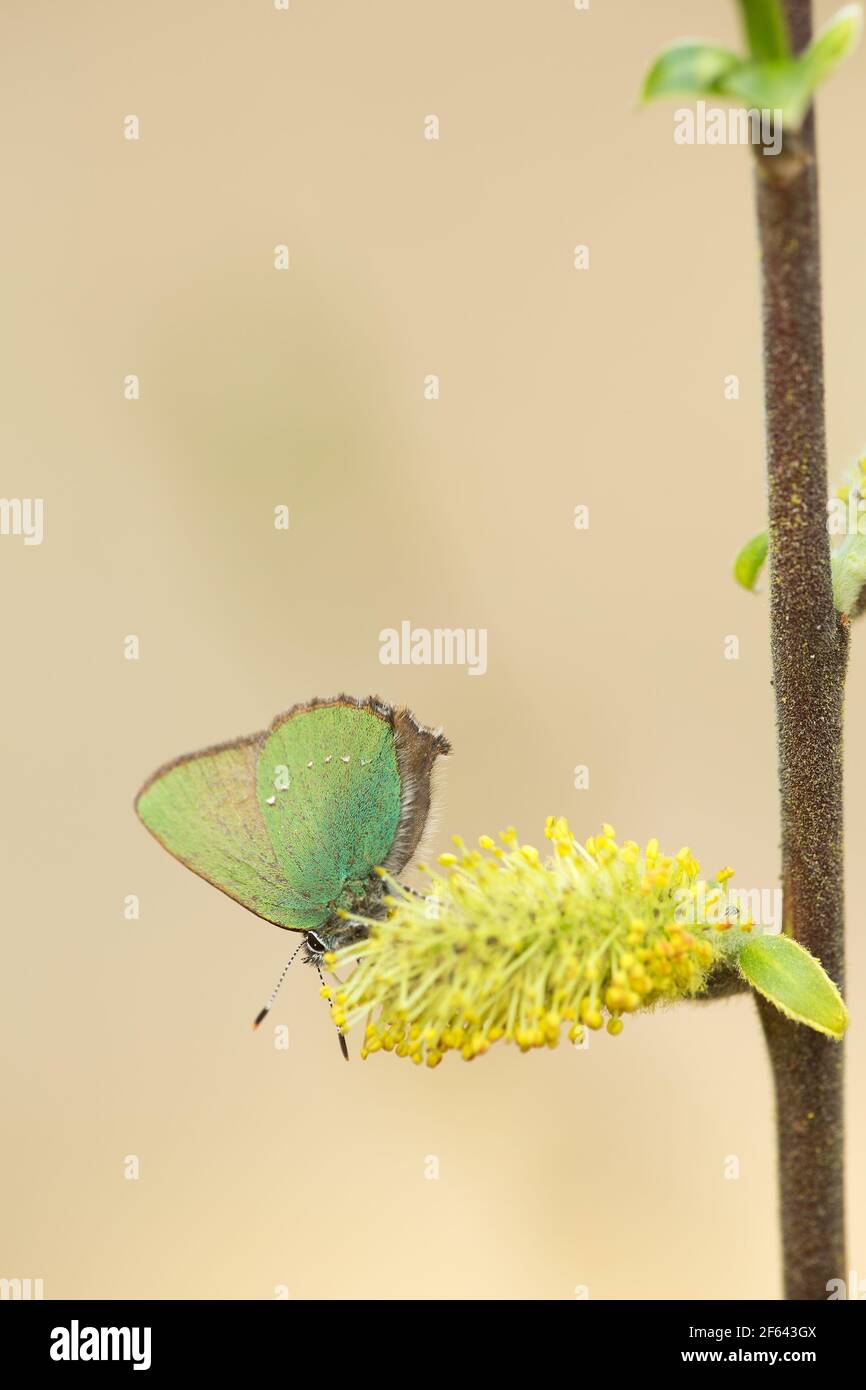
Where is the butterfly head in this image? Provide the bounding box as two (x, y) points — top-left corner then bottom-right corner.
(303, 929), (330, 962)
(303, 916), (370, 962)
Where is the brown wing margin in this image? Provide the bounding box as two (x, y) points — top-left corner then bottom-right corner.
(266, 693), (451, 873)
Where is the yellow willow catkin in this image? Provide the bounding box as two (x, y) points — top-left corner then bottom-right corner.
(323, 817), (748, 1066)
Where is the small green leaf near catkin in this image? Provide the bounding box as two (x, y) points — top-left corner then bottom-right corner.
(735, 934), (848, 1040)
(734, 531), (769, 592)
(831, 532), (866, 613)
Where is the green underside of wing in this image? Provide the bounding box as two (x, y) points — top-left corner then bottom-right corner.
(136, 740), (322, 929)
(256, 703), (402, 912)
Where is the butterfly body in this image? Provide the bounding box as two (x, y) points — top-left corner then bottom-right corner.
(136, 695), (450, 957)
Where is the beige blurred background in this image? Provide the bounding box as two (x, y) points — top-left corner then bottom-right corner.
(2, 0), (864, 1301)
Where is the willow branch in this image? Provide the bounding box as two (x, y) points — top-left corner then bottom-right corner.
(753, 0), (847, 1301)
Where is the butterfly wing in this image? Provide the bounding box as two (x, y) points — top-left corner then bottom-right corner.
(135, 737), (311, 930)
(256, 699), (403, 911)
(136, 696), (449, 931)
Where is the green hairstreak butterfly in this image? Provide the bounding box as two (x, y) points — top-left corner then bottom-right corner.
(135, 695), (450, 1055)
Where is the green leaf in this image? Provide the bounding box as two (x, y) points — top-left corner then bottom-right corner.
(640, 41), (744, 104)
(716, 57), (813, 127)
(718, 5), (862, 128)
(640, 4), (861, 130)
(831, 532), (866, 613)
(736, 0), (791, 61)
(801, 4), (863, 90)
(733, 530), (768, 592)
(736, 935), (848, 1040)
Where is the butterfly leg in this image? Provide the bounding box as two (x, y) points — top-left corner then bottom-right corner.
(399, 882), (440, 920)
(314, 958), (350, 1061)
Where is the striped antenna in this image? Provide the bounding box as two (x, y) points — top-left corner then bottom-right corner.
(252, 940), (305, 1029)
(316, 959), (350, 1061)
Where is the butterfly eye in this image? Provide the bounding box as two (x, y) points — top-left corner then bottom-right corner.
(306, 931), (327, 955)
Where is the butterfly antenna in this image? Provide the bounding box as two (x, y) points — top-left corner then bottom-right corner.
(316, 959), (350, 1061)
(252, 940), (305, 1029)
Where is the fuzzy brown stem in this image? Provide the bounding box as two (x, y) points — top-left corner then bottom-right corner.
(692, 965), (749, 1001)
(753, 0), (847, 1300)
